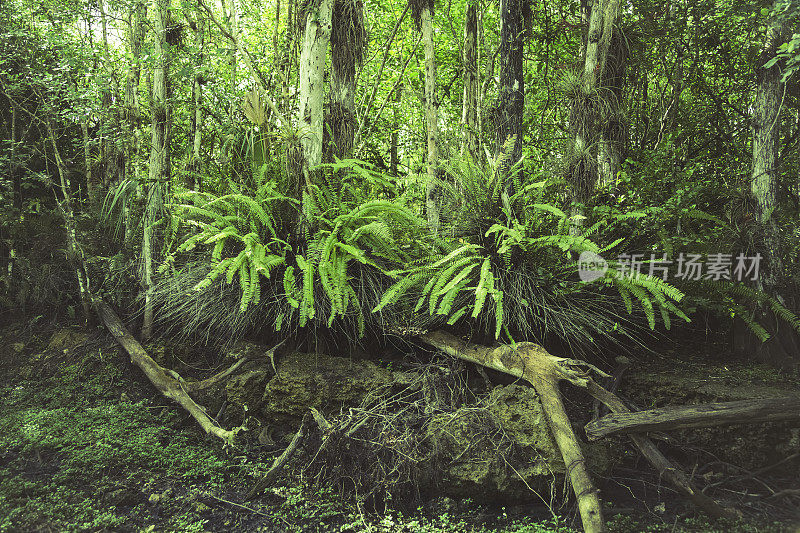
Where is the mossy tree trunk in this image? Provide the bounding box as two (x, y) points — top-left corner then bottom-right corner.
(143, 0), (172, 340)
(460, 1), (479, 160)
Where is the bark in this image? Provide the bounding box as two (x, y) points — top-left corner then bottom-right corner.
(420, 2), (440, 233)
(297, 0), (334, 177)
(421, 331), (606, 533)
(460, 1), (479, 160)
(586, 397), (800, 440)
(329, 0), (365, 160)
(143, 0), (172, 340)
(568, 0), (621, 203)
(94, 298), (239, 444)
(496, 0), (523, 179)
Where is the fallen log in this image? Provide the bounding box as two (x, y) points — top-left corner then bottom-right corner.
(420, 331), (608, 533)
(93, 297), (240, 445)
(419, 331), (740, 531)
(586, 397), (800, 440)
(585, 382), (740, 521)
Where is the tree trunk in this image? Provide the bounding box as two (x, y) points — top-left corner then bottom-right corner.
(10, 106), (21, 209)
(224, 0), (239, 122)
(143, 0), (172, 340)
(390, 83), (401, 176)
(189, 4), (205, 191)
(597, 29), (627, 188)
(460, 2), (479, 160)
(496, 0), (523, 180)
(420, 1), (440, 233)
(296, 0), (334, 234)
(568, 0), (621, 203)
(329, 0), (365, 160)
(124, 0), (146, 244)
(81, 121), (92, 196)
(751, 17), (786, 292)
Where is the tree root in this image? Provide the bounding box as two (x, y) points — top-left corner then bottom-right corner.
(93, 297), (240, 445)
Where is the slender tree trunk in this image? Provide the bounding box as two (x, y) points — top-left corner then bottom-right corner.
(81, 121), (92, 194)
(568, 0), (621, 204)
(496, 0), (524, 181)
(125, 0), (145, 186)
(189, 4), (205, 191)
(224, 0), (239, 121)
(329, 0), (365, 160)
(597, 29), (627, 188)
(460, 1), (479, 160)
(419, 1), (440, 233)
(45, 120), (91, 320)
(296, 0), (334, 231)
(143, 0), (172, 340)
(10, 106), (21, 209)
(390, 83), (401, 176)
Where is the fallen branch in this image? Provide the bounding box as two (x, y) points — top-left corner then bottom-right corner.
(585, 397), (800, 440)
(585, 382), (740, 520)
(420, 331), (607, 533)
(183, 340), (285, 393)
(247, 412), (311, 499)
(93, 298), (239, 445)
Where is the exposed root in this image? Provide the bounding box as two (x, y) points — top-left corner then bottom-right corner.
(93, 297), (240, 445)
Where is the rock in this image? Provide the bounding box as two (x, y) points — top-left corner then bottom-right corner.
(425, 384), (563, 501)
(226, 369), (271, 423)
(425, 384), (611, 502)
(46, 329), (88, 353)
(261, 352), (393, 424)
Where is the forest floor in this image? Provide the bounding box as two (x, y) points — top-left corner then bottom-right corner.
(0, 315), (797, 533)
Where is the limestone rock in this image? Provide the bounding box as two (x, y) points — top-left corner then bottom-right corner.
(261, 352), (393, 424)
(425, 384), (564, 501)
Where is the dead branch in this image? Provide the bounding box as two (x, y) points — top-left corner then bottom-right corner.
(246, 412), (311, 499)
(183, 340), (285, 393)
(420, 330), (606, 533)
(93, 298), (239, 445)
(585, 397), (800, 440)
